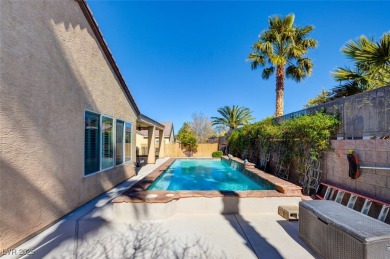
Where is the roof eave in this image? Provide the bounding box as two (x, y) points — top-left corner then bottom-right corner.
(138, 114), (165, 130)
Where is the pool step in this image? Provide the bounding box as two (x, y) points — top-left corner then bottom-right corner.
(278, 205), (299, 221)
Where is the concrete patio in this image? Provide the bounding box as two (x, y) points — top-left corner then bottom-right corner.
(2, 158), (318, 259)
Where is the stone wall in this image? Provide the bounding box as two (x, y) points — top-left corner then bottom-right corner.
(322, 140), (390, 202)
(1, 0), (138, 250)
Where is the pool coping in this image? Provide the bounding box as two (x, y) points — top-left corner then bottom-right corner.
(112, 156), (302, 204)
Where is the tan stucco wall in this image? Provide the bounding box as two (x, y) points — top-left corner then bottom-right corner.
(136, 134), (171, 147)
(165, 137), (172, 144)
(165, 144), (218, 157)
(136, 134), (146, 147)
(0, 0), (138, 250)
(168, 130), (175, 144)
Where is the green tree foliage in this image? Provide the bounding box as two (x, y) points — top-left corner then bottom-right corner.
(248, 13), (318, 116)
(227, 118), (281, 160)
(227, 113), (340, 170)
(281, 112), (340, 161)
(211, 105), (255, 131)
(306, 32), (390, 107)
(211, 151), (223, 158)
(305, 88), (332, 107)
(177, 123), (198, 153)
(332, 32), (390, 91)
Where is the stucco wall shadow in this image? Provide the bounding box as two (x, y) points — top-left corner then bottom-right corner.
(1, 0), (137, 250)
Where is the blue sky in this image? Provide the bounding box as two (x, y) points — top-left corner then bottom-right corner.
(87, 0), (389, 132)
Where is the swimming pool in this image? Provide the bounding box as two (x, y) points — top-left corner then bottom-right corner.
(147, 159), (275, 191)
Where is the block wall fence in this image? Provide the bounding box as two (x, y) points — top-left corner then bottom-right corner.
(321, 139), (390, 203)
(164, 144), (218, 158)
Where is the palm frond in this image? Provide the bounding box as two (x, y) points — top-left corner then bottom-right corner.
(212, 106), (255, 130)
(342, 32), (390, 72)
(282, 13), (295, 29)
(332, 67), (364, 81)
(262, 66), (275, 79)
(298, 25), (315, 35)
(330, 83), (363, 98)
(286, 58), (313, 82)
(248, 52), (266, 70)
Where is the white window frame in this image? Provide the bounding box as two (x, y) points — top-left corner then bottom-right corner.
(84, 110), (133, 177)
(115, 119), (132, 166)
(100, 114), (115, 171)
(84, 109), (101, 176)
(115, 119), (125, 166)
(124, 121), (132, 163)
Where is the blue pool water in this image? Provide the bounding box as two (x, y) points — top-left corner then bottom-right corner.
(147, 159), (273, 191)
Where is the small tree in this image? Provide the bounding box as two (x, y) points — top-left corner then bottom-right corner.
(177, 123), (198, 156)
(190, 112), (215, 143)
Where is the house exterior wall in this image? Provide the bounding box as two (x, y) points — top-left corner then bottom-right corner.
(136, 134), (171, 147)
(0, 0), (137, 250)
(168, 129), (175, 144)
(321, 140), (390, 203)
(136, 134), (146, 147)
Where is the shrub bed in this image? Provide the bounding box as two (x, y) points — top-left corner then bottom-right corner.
(227, 112), (340, 174)
(212, 151), (223, 158)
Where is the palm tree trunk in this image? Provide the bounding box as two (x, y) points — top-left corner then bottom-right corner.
(275, 65), (285, 116)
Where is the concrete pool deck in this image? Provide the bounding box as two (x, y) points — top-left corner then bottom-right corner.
(2, 157), (318, 259)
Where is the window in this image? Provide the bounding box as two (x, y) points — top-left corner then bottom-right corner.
(84, 111), (132, 175)
(85, 111), (100, 175)
(101, 116), (114, 169)
(125, 122), (132, 162)
(116, 120), (124, 165)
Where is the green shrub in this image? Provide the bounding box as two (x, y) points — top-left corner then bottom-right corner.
(212, 151), (223, 158)
(177, 122), (198, 154)
(227, 117), (281, 159)
(227, 112), (340, 170)
(281, 111), (340, 161)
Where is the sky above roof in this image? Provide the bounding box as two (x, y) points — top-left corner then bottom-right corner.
(87, 0), (389, 132)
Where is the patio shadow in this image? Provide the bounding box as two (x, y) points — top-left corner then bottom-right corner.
(220, 192), (283, 258)
(276, 220), (320, 258)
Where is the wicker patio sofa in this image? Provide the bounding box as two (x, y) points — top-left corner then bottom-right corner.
(299, 200), (390, 259)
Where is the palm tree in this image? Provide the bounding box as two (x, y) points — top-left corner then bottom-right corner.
(332, 32), (390, 91)
(211, 105), (255, 130)
(248, 13), (318, 116)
